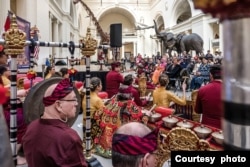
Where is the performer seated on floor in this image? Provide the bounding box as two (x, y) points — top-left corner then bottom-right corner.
(153, 74), (187, 108)
(82, 77), (104, 150)
(112, 122), (158, 167)
(106, 62), (124, 98)
(1, 66), (28, 165)
(117, 74), (147, 107)
(0, 65), (10, 87)
(59, 67), (70, 78)
(135, 70), (156, 90)
(95, 87), (145, 158)
(195, 65), (223, 129)
(22, 78), (87, 167)
(44, 65), (55, 79)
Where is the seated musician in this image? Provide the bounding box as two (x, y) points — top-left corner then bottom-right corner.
(82, 77), (104, 149)
(117, 74), (147, 107)
(95, 80), (144, 158)
(44, 66), (56, 79)
(153, 74), (187, 108)
(1, 66), (28, 165)
(165, 56), (182, 88)
(195, 65), (223, 129)
(136, 69), (156, 90)
(59, 67), (70, 78)
(112, 122), (158, 167)
(0, 65), (10, 87)
(106, 62), (124, 98)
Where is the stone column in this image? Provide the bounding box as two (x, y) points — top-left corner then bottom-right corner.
(52, 18), (58, 56)
(49, 13), (53, 58)
(0, 0), (10, 34)
(222, 18), (250, 150)
(4, 15), (26, 165)
(133, 42), (137, 57)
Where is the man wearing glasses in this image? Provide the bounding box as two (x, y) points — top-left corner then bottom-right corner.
(22, 78), (87, 167)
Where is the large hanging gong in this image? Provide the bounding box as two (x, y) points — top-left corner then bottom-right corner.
(23, 77), (81, 127)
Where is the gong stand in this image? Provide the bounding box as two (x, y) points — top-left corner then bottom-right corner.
(1, 16), (103, 166)
(68, 41), (76, 82)
(2, 15), (26, 165)
(80, 28), (103, 167)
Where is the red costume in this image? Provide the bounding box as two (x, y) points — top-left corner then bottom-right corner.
(23, 119), (87, 167)
(195, 80), (223, 129)
(118, 84), (146, 106)
(106, 70), (124, 98)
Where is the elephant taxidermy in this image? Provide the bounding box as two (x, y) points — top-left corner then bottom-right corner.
(153, 20), (203, 55)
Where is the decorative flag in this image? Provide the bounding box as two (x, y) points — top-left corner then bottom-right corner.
(4, 15), (10, 31)
(0, 14), (10, 38)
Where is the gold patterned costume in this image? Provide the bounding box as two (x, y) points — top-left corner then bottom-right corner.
(82, 91), (104, 149)
(153, 86), (186, 108)
(95, 97), (143, 158)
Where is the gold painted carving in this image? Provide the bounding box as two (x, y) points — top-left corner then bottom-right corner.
(81, 28), (97, 56)
(3, 15), (26, 57)
(156, 127), (210, 167)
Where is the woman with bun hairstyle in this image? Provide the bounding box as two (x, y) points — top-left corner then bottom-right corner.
(82, 77), (104, 149)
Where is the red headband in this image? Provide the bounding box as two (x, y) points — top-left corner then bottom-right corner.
(112, 128), (158, 155)
(43, 79), (73, 106)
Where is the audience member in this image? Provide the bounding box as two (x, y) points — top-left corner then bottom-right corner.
(112, 122), (158, 167)
(205, 50), (213, 59)
(189, 56), (210, 90)
(130, 54), (135, 69)
(165, 57), (182, 88)
(191, 56), (202, 74)
(22, 78), (87, 167)
(153, 74), (186, 108)
(180, 51), (191, 69)
(195, 65), (223, 129)
(106, 62), (124, 98)
(152, 59), (165, 85)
